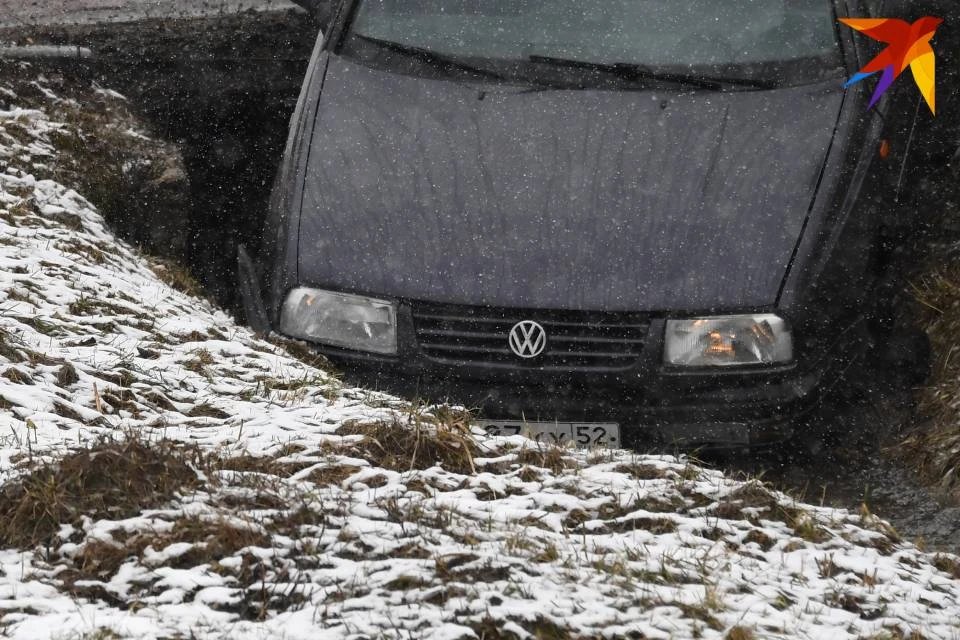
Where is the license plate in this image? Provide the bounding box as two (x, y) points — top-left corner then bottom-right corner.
(477, 420), (620, 448)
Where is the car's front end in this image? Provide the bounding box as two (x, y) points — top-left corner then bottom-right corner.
(240, 0), (929, 448)
(277, 294), (830, 447)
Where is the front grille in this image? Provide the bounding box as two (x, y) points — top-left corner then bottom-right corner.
(412, 302), (650, 371)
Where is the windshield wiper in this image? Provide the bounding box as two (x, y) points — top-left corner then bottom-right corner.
(527, 55), (778, 90)
(354, 34), (511, 82)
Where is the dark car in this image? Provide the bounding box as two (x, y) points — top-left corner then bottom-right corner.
(240, 0), (952, 449)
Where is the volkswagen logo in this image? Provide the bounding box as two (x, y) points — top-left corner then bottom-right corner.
(508, 320), (547, 359)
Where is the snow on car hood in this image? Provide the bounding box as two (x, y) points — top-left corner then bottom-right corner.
(297, 56), (844, 311)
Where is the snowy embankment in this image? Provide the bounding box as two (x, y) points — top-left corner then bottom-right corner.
(1, 70), (960, 640)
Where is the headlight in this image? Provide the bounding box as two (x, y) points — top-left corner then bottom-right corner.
(280, 288), (397, 355)
(664, 314), (792, 367)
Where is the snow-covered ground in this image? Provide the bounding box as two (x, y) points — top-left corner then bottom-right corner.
(1, 68), (960, 640)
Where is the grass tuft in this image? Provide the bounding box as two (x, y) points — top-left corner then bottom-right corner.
(902, 258), (960, 496)
(266, 336), (337, 375)
(725, 626), (756, 640)
(0, 436), (202, 549)
(3, 367), (34, 385)
(215, 454), (313, 478)
(615, 462), (672, 480)
(186, 403), (230, 419)
(466, 616), (571, 640)
(338, 415), (480, 475)
(932, 553), (960, 579)
(150, 257), (204, 298)
(56, 362), (79, 386)
(513, 442), (575, 474)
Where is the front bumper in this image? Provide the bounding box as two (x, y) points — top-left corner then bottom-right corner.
(348, 366), (818, 449)
(292, 304), (868, 449)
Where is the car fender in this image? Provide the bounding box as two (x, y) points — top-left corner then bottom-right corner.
(258, 42), (332, 325)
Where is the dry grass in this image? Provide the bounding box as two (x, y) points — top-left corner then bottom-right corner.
(743, 529), (775, 551)
(56, 363), (79, 386)
(0, 434), (327, 617)
(933, 553), (960, 579)
(467, 616), (572, 640)
(704, 482), (832, 543)
(337, 414), (480, 475)
(186, 403), (229, 419)
(0, 436), (202, 549)
(215, 454), (313, 478)
(164, 516), (273, 567)
(513, 442), (576, 474)
(266, 336), (337, 373)
(3, 367), (34, 385)
(150, 257), (205, 298)
(0, 326), (26, 363)
(710, 482), (780, 522)
(902, 259), (960, 496)
(60, 515), (286, 618)
(615, 462), (672, 480)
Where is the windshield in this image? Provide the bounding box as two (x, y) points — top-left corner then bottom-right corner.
(344, 0), (843, 86)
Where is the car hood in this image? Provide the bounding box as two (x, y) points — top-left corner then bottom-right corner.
(297, 56), (844, 311)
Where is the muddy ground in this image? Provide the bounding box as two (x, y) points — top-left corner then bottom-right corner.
(0, 0), (301, 28)
(723, 400), (960, 553)
(2, 8), (318, 307)
(3, 10), (960, 553)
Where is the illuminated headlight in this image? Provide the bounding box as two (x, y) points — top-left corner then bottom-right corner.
(664, 314), (792, 367)
(280, 288), (397, 355)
